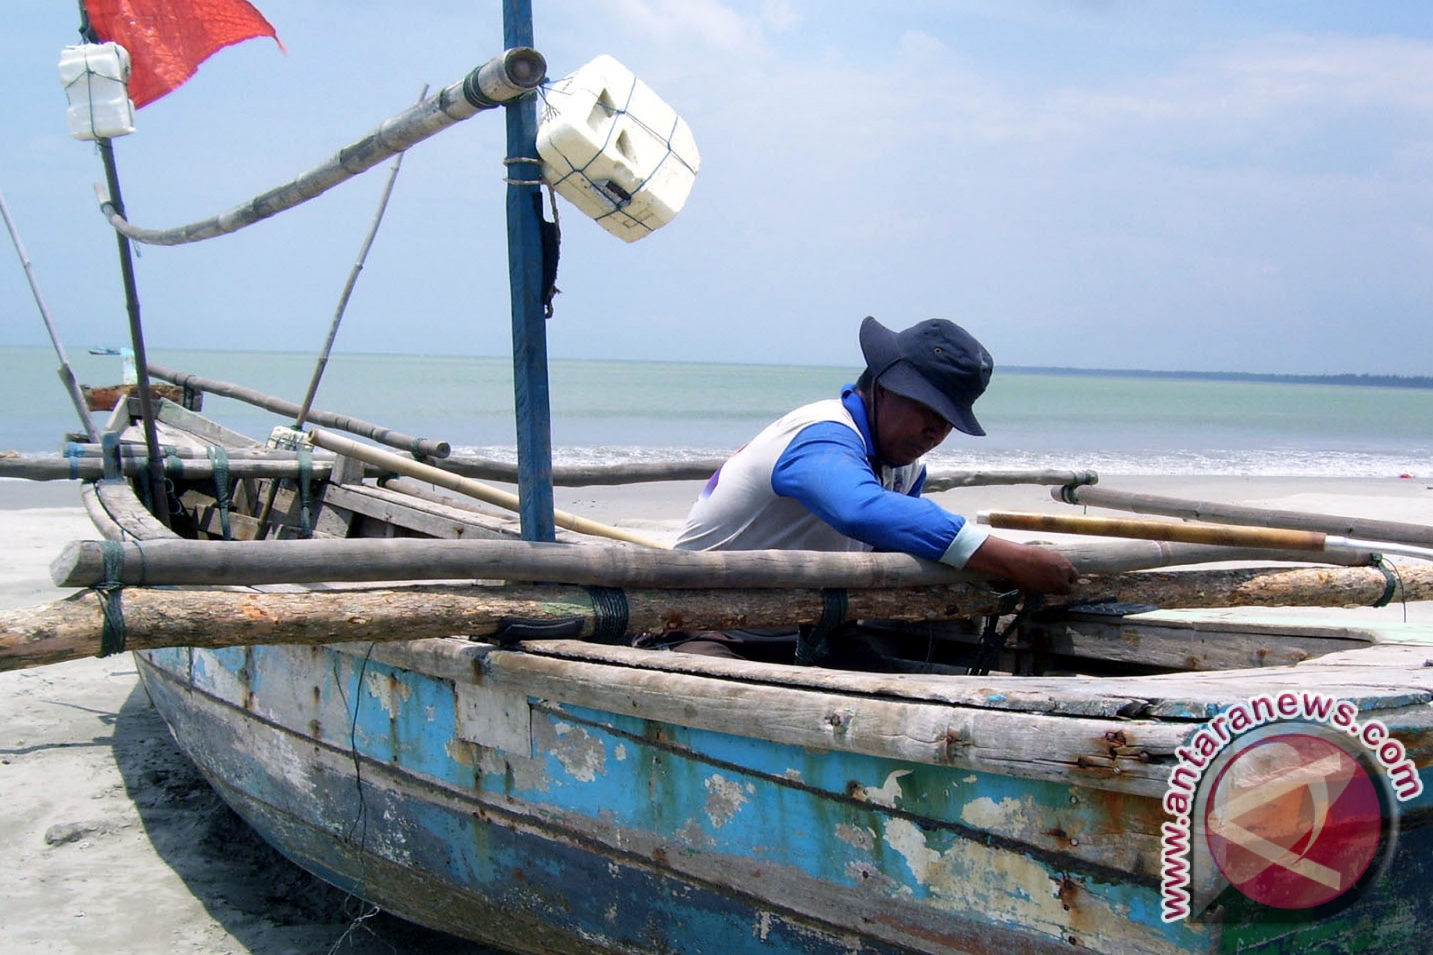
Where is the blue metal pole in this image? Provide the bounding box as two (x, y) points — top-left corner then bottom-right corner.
(502, 0), (556, 542)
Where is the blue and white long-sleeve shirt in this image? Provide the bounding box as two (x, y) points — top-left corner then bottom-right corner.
(675, 386), (989, 565)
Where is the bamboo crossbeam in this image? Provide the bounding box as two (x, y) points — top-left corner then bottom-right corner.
(439, 456), (727, 486)
(308, 429), (670, 549)
(50, 536), (1378, 590)
(37, 446), (723, 486)
(925, 469), (1098, 492)
(7, 562), (1431, 672)
(0, 453), (333, 483)
(1055, 483), (1433, 547)
(97, 48), (547, 246)
(146, 364), (450, 459)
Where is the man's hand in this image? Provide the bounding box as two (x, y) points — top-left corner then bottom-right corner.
(964, 535), (1079, 595)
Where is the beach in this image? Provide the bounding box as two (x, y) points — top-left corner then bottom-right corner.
(2, 473), (1431, 953)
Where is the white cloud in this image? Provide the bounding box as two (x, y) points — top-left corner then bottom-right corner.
(607, 0), (771, 53)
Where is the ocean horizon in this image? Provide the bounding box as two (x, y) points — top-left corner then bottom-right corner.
(3, 345), (1431, 478)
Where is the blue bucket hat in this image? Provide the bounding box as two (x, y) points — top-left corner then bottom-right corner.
(859, 316), (993, 437)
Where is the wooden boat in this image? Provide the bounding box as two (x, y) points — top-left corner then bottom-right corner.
(7, 5), (1433, 953)
(4, 382), (1432, 955)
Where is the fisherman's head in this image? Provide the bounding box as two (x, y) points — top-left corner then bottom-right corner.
(857, 316), (993, 465)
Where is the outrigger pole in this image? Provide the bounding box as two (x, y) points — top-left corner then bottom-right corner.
(0, 186), (99, 442)
(503, 0), (557, 542)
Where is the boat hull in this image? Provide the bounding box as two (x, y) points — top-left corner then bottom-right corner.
(133, 636), (1433, 955)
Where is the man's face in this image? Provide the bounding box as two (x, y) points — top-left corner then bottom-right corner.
(873, 386), (953, 465)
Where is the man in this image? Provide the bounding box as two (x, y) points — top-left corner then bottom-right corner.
(676, 315), (1077, 596)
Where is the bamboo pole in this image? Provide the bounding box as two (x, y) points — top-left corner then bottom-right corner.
(0, 186), (98, 442)
(981, 510), (1330, 551)
(295, 85), (424, 430)
(146, 364), (450, 459)
(308, 429), (670, 549)
(925, 469), (1098, 492)
(97, 49), (547, 246)
(7, 562), (1431, 672)
(1055, 483), (1433, 548)
(0, 453), (333, 483)
(981, 510), (1433, 563)
(50, 536), (1379, 591)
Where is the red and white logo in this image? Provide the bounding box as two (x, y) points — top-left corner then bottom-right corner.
(1203, 732), (1383, 910)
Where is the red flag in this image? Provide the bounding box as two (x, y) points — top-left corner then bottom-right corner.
(83, 0), (283, 108)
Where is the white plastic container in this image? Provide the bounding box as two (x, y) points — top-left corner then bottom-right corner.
(536, 55), (699, 242)
(58, 43), (135, 141)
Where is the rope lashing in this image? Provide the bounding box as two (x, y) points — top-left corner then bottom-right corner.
(969, 590), (1043, 677)
(584, 586), (630, 644)
(297, 448), (314, 539)
(94, 540), (127, 657)
(206, 445), (232, 541)
(1371, 555), (1402, 609)
(795, 588), (849, 667)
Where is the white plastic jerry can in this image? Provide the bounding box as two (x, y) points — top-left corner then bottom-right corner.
(536, 55), (700, 242)
(58, 42), (136, 141)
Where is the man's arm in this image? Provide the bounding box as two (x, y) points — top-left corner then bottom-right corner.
(962, 535), (1079, 595)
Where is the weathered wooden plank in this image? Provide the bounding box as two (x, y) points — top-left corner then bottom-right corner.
(320, 482), (517, 541)
(154, 397), (263, 448)
(1027, 617), (1370, 672)
(90, 479), (177, 541)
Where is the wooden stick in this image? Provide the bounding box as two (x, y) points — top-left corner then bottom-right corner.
(308, 429), (670, 549)
(1055, 484), (1433, 547)
(980, 510), (1330, 551)
(147, 364), (450, 460)
(7, 562), (1430, 672)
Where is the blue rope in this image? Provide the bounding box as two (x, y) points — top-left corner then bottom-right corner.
(206, 445), (232, 540)
(95, 541), (127, 657)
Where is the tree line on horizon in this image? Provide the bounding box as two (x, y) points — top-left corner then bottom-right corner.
(1005, 367), (1433, 389)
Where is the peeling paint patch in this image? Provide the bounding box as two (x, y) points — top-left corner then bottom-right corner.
(883, 818), (941, 886)
(879, 817), (1192, 953)
(782, 768), (804, 783)
(854, 769), (910, 808)
(836, 823), (875, 851)
(961, 794), (1038, 833)
(550, 720), (606, 782)
(702, 773), (750, 828)
(614, 742), (628, 762)
(363, 670), (411, 719)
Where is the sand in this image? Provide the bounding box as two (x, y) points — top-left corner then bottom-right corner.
(2, 473), (1431, 952)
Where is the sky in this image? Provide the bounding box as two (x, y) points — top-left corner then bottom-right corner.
(2, 1), (1431, 375)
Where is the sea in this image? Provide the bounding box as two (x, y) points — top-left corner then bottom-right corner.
(3, 345), (1432, 478)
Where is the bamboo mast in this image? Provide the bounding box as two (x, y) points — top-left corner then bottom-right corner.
(96, 138), (169, 527)
(503, 0), (557, 542)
